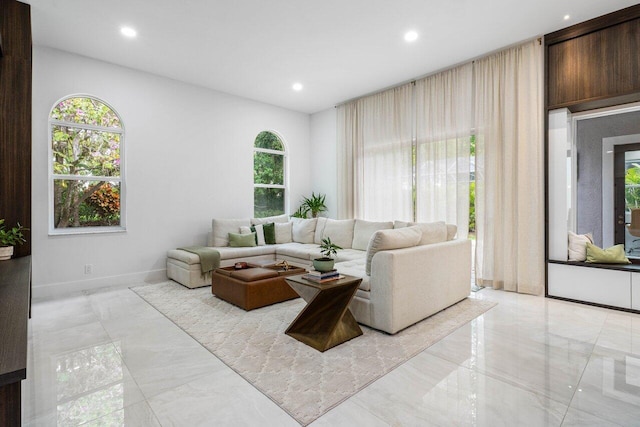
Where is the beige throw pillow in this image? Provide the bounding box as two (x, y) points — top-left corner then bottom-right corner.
(352, 220), (394, 250)
(314, 217), (328, 244)
(322, 219), (355, 249)
(568, 231), (594, 262)
(408, 221), (447, 246)
(275, 222), (293, 244)
(365, 226), (422, 275)
(212, 218), (251, 247)
(291, 217), (317, 244)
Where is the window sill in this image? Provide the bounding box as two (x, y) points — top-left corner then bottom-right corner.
(48, 226), (126, 236)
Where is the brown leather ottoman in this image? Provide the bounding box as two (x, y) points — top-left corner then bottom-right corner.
(211, 265), (306, 310)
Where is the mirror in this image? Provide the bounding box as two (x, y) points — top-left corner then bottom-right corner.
(548, 104), (640, 261)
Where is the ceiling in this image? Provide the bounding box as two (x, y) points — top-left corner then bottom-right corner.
(24, 0), (639, 114)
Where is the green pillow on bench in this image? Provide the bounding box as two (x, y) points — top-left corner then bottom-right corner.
(585, 243), (630, 264)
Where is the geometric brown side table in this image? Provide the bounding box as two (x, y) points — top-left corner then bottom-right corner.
(284, 274), (363, 352)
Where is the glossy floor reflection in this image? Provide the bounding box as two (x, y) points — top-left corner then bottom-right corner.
(23, 286), (640, 426)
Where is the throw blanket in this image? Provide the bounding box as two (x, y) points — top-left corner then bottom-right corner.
(177, 246), (221, 275)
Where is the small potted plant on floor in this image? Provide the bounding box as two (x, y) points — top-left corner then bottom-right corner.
(313, 237), (342, 272)
(0, 219), (28, 261)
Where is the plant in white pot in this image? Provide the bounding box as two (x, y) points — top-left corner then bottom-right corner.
(0, 219), (27, 260)
(313, 237), (342, 272)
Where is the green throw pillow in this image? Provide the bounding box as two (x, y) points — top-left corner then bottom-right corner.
(228, 232), (257, 247)
(585, 243), (631, 264)
(262, 222), (276, 244)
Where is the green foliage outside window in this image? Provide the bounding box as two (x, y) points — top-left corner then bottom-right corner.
(254, 131), (285, 217)
(625, 165), (640, 210)
(51, 97), (122, 228)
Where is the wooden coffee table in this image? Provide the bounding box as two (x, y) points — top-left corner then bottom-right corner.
(284, 274), (363, 352)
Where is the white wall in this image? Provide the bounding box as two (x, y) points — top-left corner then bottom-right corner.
(32, 46), (311, 297)
(309, 108), (338, 218)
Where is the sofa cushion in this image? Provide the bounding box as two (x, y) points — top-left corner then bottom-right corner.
(276, 243), (322, 260)
(366, 226), (422, 275)
(446, 224), (458, 241)
(335, 258), (370, 291)
(251, 214), (289, 225)
(314, 217), (328, 244)
(335, 249), (366, 263)
(568, 231), (593, 262)
(229, 232), (257, 247)
(322, 219), (355, 249)
(291, 217), (317, 244)
(275, 222), (293, 244)
(215, 245), (276, 259)
(212, 218), (251, 247)
(393, 220), (411, 229)
(352, 220), (394, 250)
(408, 221), (447, 246)
(262, 222), (276, 244)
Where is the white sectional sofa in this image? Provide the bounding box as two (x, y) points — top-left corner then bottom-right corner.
(166, 214), (471, 334)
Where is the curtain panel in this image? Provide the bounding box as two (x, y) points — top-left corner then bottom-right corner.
(337, 84), (413, 220)
(415, 63), (473, 238)
(474, 40), (544, 295)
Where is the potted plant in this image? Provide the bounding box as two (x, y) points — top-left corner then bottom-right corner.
(313, 237), (342, 272)
(302, 192), (327, 218)
(0, 219), (28, 261)
(291, 205), (309, 219)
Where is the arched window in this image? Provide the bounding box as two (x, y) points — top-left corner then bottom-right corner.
(49, 95), (125, 233)
(253, 131), (287, 217)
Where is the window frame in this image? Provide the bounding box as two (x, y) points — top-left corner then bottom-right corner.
(253, 131), (289, 217)
(48, 94), (127, 235)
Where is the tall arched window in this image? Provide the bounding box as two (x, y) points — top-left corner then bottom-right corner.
(253, 131), (287, 217)
(49, 95), (125, 233)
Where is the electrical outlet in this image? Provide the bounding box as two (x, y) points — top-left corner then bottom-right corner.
(84, 264), (93, 275)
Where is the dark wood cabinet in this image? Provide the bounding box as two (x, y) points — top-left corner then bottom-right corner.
(0, 0), (32, 258)
(0, 256), (31, 426)
(546, 4), (640, 111)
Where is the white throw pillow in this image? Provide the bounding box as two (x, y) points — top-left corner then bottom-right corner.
(241, 224), (266, 246)
(352, 220), (394, 250)
(446, 224), (458, 241)
(322, 219), (355, 249)
(253, 224), (266, 246)
(314, 217), (328, 244)
(291, 217), (317, 244)
(275, 222), (293, 244)
(365, 226), (422, 275)
(251, 214), (289, 225)
(408, 221), (447, 246)
(393, 220), (410, 229)
(212, 218), (250, 247)
(568, 231), (594, 261)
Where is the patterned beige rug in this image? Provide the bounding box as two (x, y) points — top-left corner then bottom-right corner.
(132, 281), (496, 425)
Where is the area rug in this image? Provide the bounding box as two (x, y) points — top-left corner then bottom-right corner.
(132, 281), (496, 425)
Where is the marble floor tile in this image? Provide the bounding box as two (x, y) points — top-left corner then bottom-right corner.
(24, 340), (146, 424)
(560, 408), (622, 426)
(23, 285), (640, 426)
(147, 369), (299, 427)
(350, 351), (567, 427)
(310, 400), (390, 426)
(570, 346), (640, 426)
(80, 401), (162, 427)
(425, 321), (591, 405)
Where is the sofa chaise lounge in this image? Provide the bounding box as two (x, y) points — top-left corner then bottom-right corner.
(167, 214), (471, 334)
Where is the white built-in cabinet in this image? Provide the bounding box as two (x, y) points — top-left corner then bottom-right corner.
(548, 263), (640, 310)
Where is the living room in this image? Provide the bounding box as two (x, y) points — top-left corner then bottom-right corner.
(2, 0), (640, 426)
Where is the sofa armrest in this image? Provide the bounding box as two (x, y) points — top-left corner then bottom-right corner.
(369, 239), (472, 333)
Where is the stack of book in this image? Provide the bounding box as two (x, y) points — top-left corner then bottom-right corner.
(302, 269), (341, 283)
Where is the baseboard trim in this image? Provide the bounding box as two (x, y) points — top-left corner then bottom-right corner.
(32, 268), (167, 300)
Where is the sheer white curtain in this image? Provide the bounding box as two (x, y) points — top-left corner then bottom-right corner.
(415, 64), (473, 237)
(474, 40), (544, 294)
(337, 84), (413, 220)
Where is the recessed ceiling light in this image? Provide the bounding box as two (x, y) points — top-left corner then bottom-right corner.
(404, 31), (418, 42)
(563, 15), (571, 21)
(292, 83), (303, 91)
(120, 27), (137, 38)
